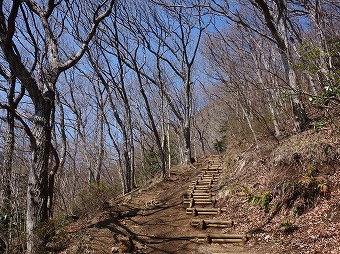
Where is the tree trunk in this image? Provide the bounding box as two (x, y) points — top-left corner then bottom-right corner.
(183, 124), (191, 165)
(268, 90), (281, 137)
(254, 0), (309, 132)
(1, 104), (14, 213)
(95, 112), (105, 184)
(123, 149), (132, 194)
(135, 69), (167, 178)
(166, 110), (171, 175)
(126, 109), (136, 190)
(276, 0), (309, 132)
(183, 77), (192, 165)
(241, 104), (258, 148)
(26, 101), (52, 253)
(1, 75), (20, 214)
(287, 67), (309, 132)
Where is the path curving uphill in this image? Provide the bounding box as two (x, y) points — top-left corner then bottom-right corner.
(61, 156), (259, 254)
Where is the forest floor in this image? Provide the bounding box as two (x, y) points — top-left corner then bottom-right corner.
(53, 128), (339, 254)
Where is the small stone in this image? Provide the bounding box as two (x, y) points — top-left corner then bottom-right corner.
(111, 246), (119, 253)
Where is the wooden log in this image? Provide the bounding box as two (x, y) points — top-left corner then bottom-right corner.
(184, 193), (213, 199)
(191, 188), (211, 191)
(189, 184), (215, 189)
(188, 187), (211, 191)
(197, 176), (219, 181)
(197, 233), (248, 244)
(188, 183), (216, 190)
(186, 207), (225, 215)
(189, 184), (213, 189)
(186, 192), (212, 196)
(188, 188), (211, 192)
(197, 175), (216, 179)
(184, 198), (213, 203)
(196, 178), (217, 183)
(202, 171), (221, 175)
(190, 219), (233, 227)
(192, 180), (198, 185)
(191, 190), (211, 194)
(184, 198), (215, 203)
(191, 179), (215, 184)
(191, 195), (212, 199)
(209, 224), (233, 228)
(207, 164), (221, 167)
(184, 200), (215, 206)
(189, 191), (211, 195)
(198, 173), (218, 178)
(208, 167), (222, 170)
(205, 169), (221, 172)
(208, 162), (222, 165)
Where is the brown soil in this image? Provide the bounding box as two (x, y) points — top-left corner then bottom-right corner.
(55, 129), (339, 254)
(56, 160), (270, 254)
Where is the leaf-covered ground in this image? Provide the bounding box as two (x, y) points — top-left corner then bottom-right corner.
(52, 128), (339, 254)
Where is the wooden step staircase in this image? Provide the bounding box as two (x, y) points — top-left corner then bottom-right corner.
(183, 156), (249, 245)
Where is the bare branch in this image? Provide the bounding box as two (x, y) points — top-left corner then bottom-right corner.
(59, 0), (115, 71)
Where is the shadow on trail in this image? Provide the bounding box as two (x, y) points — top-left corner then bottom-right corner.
(140, 202), (183, 216)
(90, 205), (195, 254)
(88, 205), (141, 242)
(133, 234), (196, 254)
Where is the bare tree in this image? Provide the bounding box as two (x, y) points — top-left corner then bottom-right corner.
(87, 27), (137, 192)
(0, 1), (114, 252)
(120, 1), (209, 165)
(0, 68), (25, 253)
(208, 0), (309, 131)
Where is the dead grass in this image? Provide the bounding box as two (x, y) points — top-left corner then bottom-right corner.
(47, 127), (339, 254)
(216, 127), (340, 254)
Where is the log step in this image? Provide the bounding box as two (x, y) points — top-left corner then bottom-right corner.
(197, 233), (248, 244)
(186, 207), (226, 216)
(195, 177), (217, 182)
(189, 185), (216, 190)
(190, 189), (211, 194)
(200, 171), (221, 175)
(189, 184), (216, 189)
(184, 193), (214, 199)
(191, 180), (216, 184)
(183, 198), (216, 206)
(186, 192), (213, 196)
(184, 198), (216, 203)
(190, 219), (233, 229)
(198, 173), (220, 177)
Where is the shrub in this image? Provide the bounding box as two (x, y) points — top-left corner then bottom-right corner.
(248, 191), (273, 211)
(71, 182), (119, 217)
(214, 140), (226, 153)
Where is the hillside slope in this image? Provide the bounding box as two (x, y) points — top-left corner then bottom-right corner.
(49, 129), (339, 254)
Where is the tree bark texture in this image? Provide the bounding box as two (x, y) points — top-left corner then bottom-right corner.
(1, 103), (14, 212)
(254, 0), (309, 132)
(26, 101), (52, 254)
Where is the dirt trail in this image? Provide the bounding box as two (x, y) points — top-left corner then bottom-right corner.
(63, 158), (266, 254)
